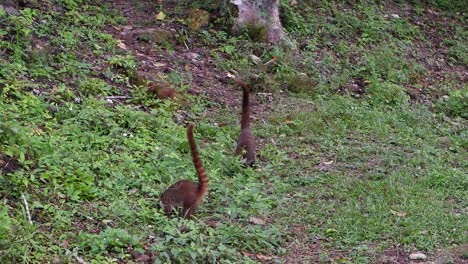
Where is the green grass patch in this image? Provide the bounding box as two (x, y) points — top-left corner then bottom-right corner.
(265, 95), (467, 255)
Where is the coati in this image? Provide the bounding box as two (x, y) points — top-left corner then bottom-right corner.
(159, 123), (209, 218)
(148, 84), (179, 100)
(234, 79), (256, 166)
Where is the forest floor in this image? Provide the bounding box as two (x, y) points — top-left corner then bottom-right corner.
(0, 0), (467, 263)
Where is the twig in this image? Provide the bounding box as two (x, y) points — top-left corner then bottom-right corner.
(74, 255), (88, 264)
(66, 249), (89, 264)
(1, 159), (11, 171)
(21, 192), (33, 225)
(104, 96), (131, 100)
(123, 6), (137, 14)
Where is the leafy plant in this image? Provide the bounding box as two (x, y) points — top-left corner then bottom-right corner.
(435, 89), (468, 118)
(78, 78), (115, 96)
(367, 82), (410, 107)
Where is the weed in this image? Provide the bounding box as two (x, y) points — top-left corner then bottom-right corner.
(367, 82), (410, 107)
(78, 78), (116, 97)
(435, 89), (468, 118)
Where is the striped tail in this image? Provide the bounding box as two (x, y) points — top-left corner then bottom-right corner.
(187, 123), (209, 203)
(235, 79), (250, 130)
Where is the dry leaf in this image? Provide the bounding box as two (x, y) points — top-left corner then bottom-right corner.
(117, 41), (127, 50)
(152, 62), (166, 67)
(284, 119), (295, 125)
(62, 240), (69, 249)
(241, 251), (273, 261)
(135, 254), (150, 262)
(390, 210), (407, 217)
(256, 254), (273, 261)
(156, 11), (166, 20)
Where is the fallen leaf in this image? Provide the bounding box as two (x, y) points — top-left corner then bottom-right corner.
(288, 152), (300, 159)
(284, 119), (295, 125)
(256, 254), (273, 261)
(248, 216), (266, 225)
(152, 62), (166, 67)
(156, 11), (166, 20)
(226, 72), (235, 79)
(131, 249), (151, 262)
(241, 251), (273, 261)
(207, 220), (218, 228)
(135, 254), (150, 262)
(117, 41), (127, 50)
(335, 257), (348, 263)
(390, 210), (407, 217)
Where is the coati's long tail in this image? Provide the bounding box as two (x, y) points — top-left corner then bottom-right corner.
(235, 79), (250, 130)
(187, 123), (208, 203)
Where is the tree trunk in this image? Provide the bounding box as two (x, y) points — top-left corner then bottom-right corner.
(230, 0), (285, 44)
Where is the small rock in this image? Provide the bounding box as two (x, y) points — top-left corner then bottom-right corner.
(409, 252), (427, 260)
(188, 9), (210, 31)
(135, 28), (173, 44)
(248, 54), (262, 65)
(0, 5), (20, 15)
(130, 70), (172, 91)
(248, 216), (266, 225)
(172, 110), (188, 124)
(187, 52), (200, 61)
(106, 99), (113, 104)
(131, 250), (150, 262)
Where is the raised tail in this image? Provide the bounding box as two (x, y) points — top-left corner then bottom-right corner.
(187, 123), (209, 203)
(235, 79), (250, 130)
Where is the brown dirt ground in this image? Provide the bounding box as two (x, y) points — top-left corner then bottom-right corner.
(0, 154), (21, 175)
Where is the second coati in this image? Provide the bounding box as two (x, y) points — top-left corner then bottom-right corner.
(234, 79), (256, 166)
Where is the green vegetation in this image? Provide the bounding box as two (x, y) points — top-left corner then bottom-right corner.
(1, 0), (466, 263)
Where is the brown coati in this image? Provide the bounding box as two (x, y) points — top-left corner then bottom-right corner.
(159, 123), (208, 218)
(234, 79), (256, 166)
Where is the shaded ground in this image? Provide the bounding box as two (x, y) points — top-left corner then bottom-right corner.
(105, 0), (239, 107)
(0, 154), (21, 175)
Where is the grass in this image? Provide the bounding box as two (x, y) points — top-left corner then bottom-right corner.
(265, 96), (466, 250)
(1, 0), (467, 263)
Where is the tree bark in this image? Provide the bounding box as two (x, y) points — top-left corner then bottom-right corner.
(230, 0), (285, 44)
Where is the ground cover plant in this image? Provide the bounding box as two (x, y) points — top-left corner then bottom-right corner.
(0, 0), (466, 263)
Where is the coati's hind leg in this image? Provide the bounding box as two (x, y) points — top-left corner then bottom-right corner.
(183, 205), (196, 219)
(244, 142), (256, 165)
(235, 136), (247, 156)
